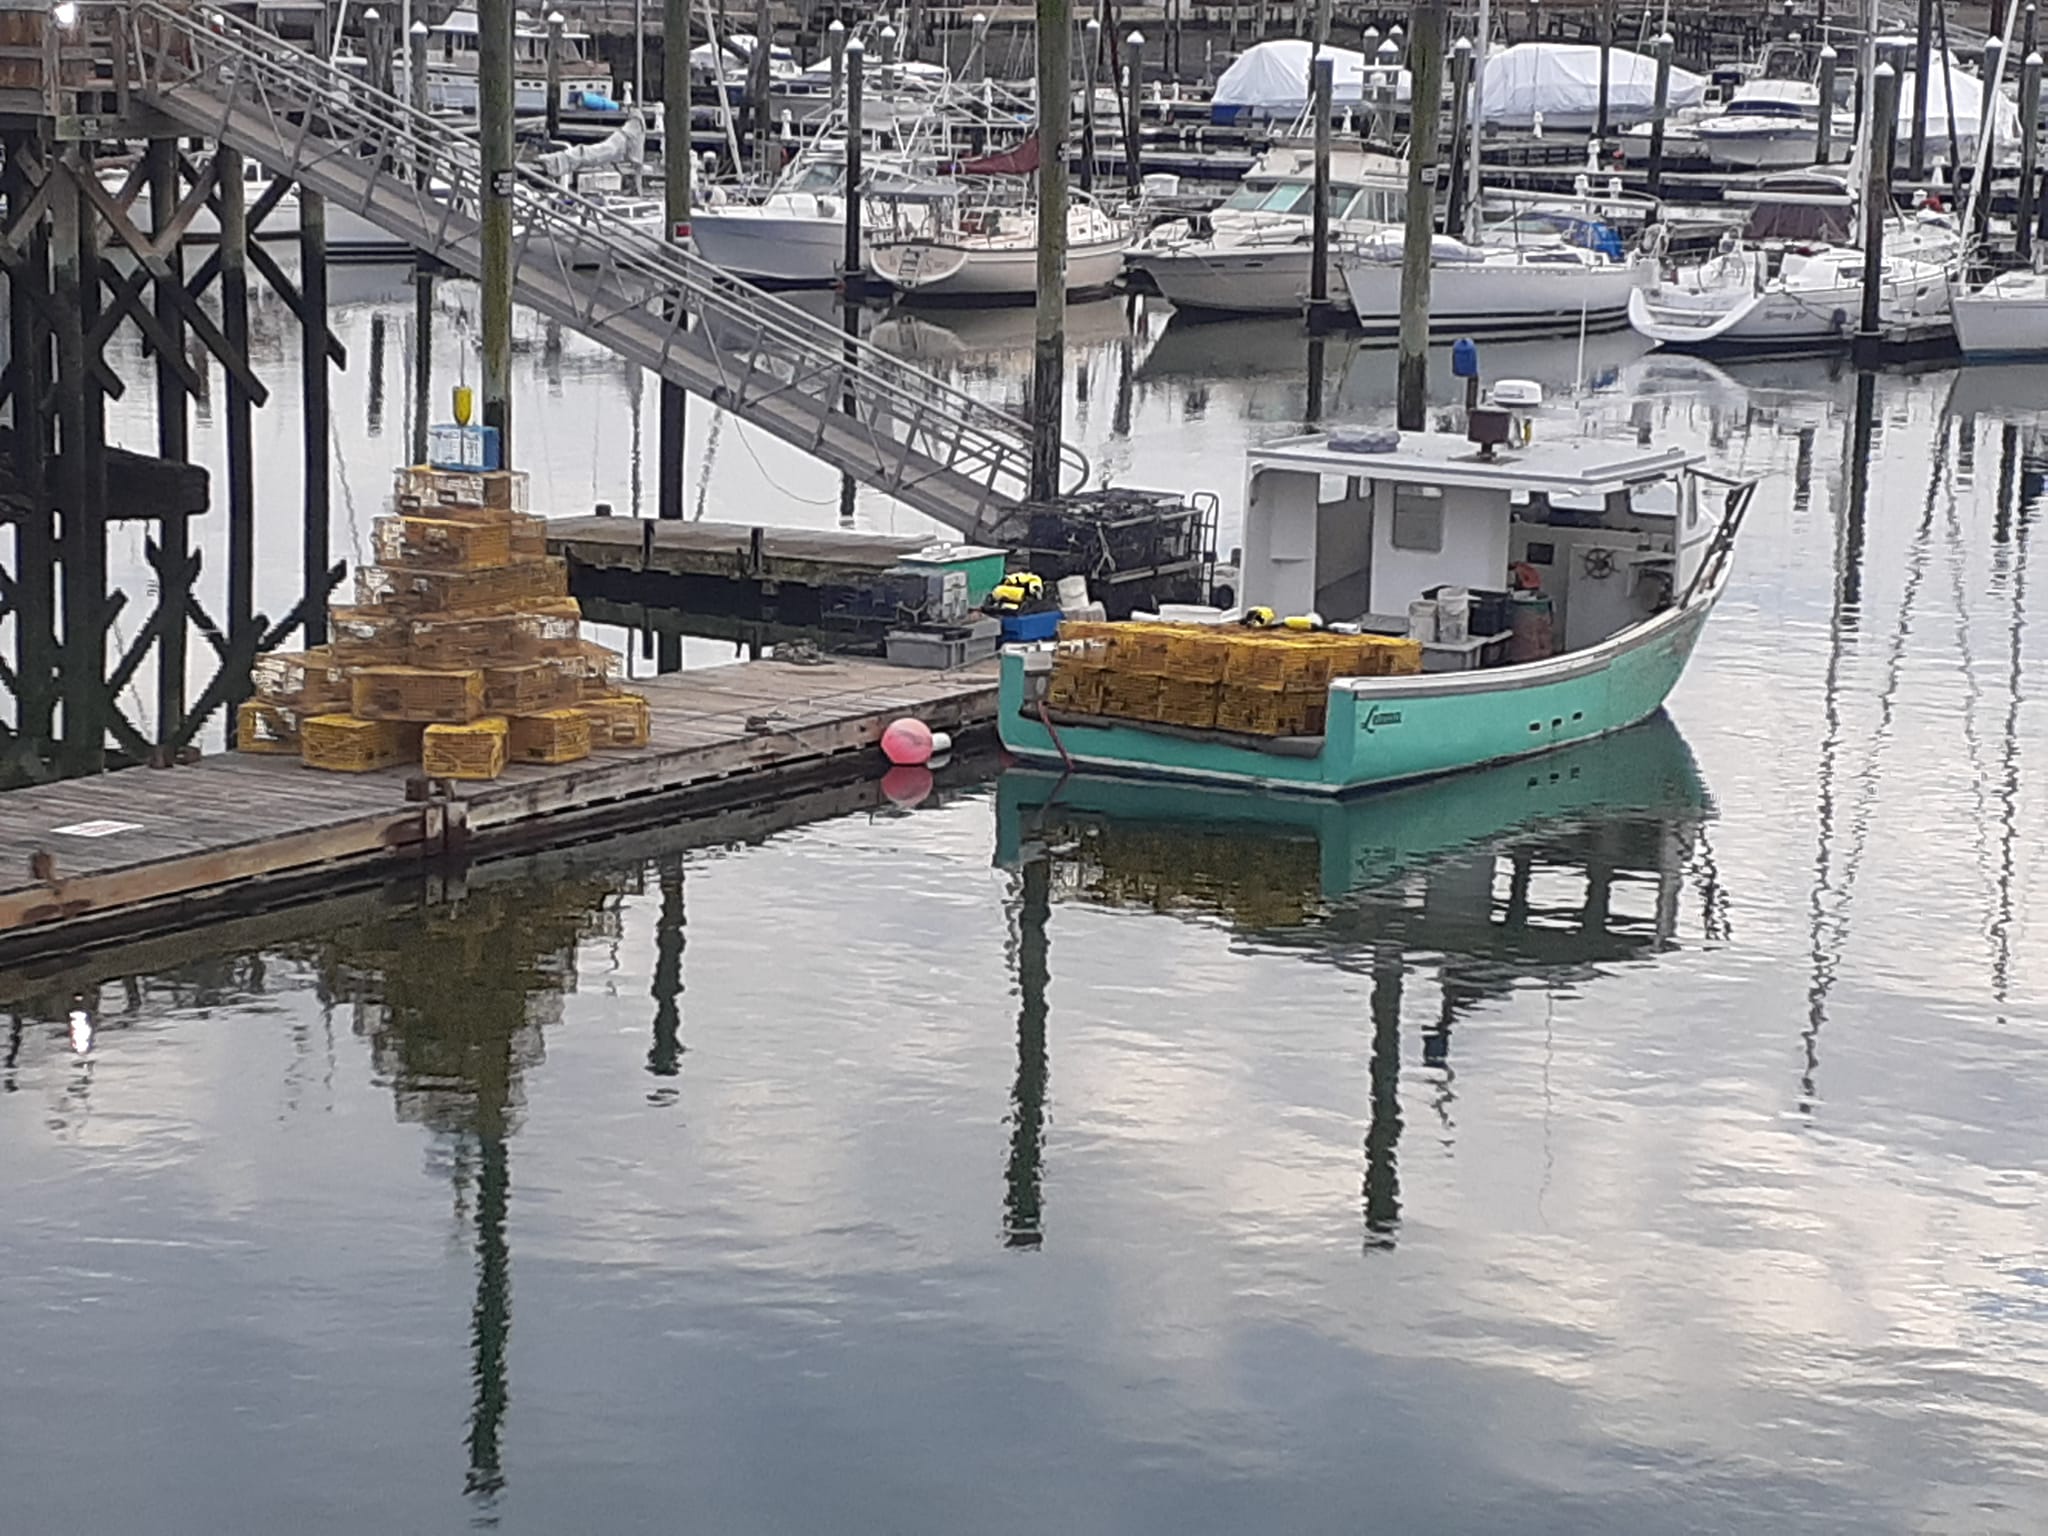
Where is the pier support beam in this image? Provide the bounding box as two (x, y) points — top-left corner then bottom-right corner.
(1307, 52), (1335, 331)
(52, 148), (107, 775)
(301, 185), (331, 647)
(1030, 0), (1072, 505)
(148, 137), (190, 741)
(2020, 49), (2043, 262)
(4, 132), (58, 754)
(216, 143), (257, 655)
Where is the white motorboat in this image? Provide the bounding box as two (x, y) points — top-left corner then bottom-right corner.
(1339, 230), (1651, 339)
(869, 189), (1129, 303)
(1628, 174), (1962, 353)
(688, 153), (948, 286)
(1696, 81), (1852, 170)
(1124, 143), (1408, 315)
(1952, 263), (2048, 358)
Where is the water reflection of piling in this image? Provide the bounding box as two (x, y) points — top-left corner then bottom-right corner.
(1003, 857), (1051, 1249)
(1363, 947), (1403, 1247)
(648, 856), (685, 1094)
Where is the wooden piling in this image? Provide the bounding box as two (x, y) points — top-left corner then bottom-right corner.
(545, 10), (564, 141)
(1446, 36), (1472, 239)
(1080, 16), (1100, 195)
(1910, 0), (1934, 178)
(1030, 0), (1072, 505)
(1124, 30), (1144, 198)
(750, 0), (773, 173)
(1308, 53), (1335, 330)
(2021, 49), (2043, 261)
(1647, 31), (1673, 200)
(1596, 0), (1615, 145)
(480, 0), (515, 464)
(828, 18), (845, 113)
(300, 184), (331, 647)
(1816, 43), (1837, 164)
(1397, 0), (1446, 433)
(843, 39), (865, 290)
(1860, 62), (1900, 343)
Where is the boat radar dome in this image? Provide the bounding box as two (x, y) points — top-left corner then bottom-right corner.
(1489, 379), (1544, 409)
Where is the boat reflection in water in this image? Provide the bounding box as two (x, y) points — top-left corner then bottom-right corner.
(995, 715), (1719, 1243)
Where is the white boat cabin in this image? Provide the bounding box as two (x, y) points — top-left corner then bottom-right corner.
(1241, 419), (1714, 663)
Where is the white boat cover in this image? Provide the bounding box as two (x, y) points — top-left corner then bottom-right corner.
(1891, 50), (2023, 152)
(1212, 39), (1411, 114)
(536, 114), (647, 178)
(1479, 43), (1704, 126)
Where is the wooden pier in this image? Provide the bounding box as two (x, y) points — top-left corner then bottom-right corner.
(0, 656), (999, 965)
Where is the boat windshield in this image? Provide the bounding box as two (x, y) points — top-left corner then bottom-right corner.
(1740, 198), (1853, 243)
(786, 161), (844, 194)
(1222, 181), (1313, 214)
(1337, 186), (1407, 223)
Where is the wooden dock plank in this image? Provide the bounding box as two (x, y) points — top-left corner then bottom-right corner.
(0, 656), (1000, 960)
(547, 517), (937, 587)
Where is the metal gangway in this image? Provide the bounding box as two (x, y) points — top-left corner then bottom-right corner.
(120, 1), (1085, 534)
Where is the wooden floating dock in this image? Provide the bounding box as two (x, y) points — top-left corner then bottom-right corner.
(0, 656), (999, 964)
(546, 517), (938, 588)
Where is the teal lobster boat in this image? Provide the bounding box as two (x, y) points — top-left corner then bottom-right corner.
(1000, 420), (1754, 796)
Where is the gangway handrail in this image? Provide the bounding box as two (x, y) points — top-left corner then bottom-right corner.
(118, 0), (1089, 522)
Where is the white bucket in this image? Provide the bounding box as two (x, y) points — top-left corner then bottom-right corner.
(1407, 598), (1438, 644)
(1435, 587), (1471, 644)
(1056, 574), (1091, 611)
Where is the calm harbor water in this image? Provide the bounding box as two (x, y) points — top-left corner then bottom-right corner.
(7, 278), (2048, 1532)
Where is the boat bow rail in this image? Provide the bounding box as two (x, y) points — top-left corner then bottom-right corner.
(116, 1), (1087, 533)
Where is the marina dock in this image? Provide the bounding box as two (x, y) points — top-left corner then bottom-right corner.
(0, 657), (998, 965)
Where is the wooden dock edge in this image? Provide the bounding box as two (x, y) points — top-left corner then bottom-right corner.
(0, 688), (999, 969)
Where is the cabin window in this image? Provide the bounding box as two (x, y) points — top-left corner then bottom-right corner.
(1684, 478), (1701, 529)
(1390, 484), (1444, 552)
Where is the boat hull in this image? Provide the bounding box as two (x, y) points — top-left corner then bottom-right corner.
(1128, 245), (1321, 315)
(873, 235), (1129, 303)
(1952, 288), (2048, 358)
(998, 575), (1722, 795)
(1629, 257), (1955, 352)
(689, 205), (852, 285)
(1340, 256), (1646, 339)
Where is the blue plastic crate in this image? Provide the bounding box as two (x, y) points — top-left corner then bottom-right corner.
(1000, 611), (1062, 644)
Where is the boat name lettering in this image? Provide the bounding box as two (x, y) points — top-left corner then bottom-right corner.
(1362, 705), (1404, 733)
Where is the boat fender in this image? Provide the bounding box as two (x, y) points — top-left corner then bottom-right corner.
(1279, 612), (1325, 631)
(1241, 606), (1277, 628)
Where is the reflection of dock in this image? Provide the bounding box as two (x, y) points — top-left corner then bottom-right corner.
(0, 658), (997, 966)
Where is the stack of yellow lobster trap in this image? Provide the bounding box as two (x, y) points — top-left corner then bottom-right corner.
(1046, 621), (1422, 738)
(236, 467), (651, 780)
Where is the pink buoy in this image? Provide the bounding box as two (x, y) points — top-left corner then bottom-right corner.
(880, 716), (935, 766)
(880, 764), (934, 807)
